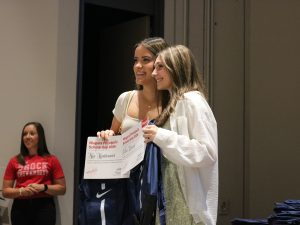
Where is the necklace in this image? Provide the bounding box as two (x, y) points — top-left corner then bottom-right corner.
(140, 97), (154, 110)
(138, 91), (158, 112)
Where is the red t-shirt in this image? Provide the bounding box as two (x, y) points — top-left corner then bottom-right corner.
(4, 154), (65, 198)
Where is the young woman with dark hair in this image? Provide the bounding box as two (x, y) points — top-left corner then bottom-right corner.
(2, 122), (66, 225)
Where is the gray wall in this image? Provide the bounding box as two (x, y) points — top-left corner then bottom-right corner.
(165, 0), (300, 224)
(245, 0), (300, 217)
(0, 1), (79, 224)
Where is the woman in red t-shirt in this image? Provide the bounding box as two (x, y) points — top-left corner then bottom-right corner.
(2, 122), (66, 225)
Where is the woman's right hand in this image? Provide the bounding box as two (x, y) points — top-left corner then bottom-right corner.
(97, 130), (115, 140)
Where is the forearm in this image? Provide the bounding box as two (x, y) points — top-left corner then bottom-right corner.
(2, 187), (23, 199)
(3, 184), (66, 198)
(44, 184), (66, 196)
(153, 127), (217, 167)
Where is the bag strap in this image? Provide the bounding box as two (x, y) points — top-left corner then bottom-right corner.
(123, 91), (135, 118)
(119, 90), (135, 134)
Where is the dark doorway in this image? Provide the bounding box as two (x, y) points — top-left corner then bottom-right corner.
(74, 0), (164, 224)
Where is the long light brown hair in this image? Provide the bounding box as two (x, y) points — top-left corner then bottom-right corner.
(155, 45), (207, 126)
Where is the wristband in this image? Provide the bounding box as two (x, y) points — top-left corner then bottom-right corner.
(42, 184), (48, 192)
(19, 187), (23, 196)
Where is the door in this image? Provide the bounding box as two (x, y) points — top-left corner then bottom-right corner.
(96, 16), (150, 129)
(74, 1), (163, 224)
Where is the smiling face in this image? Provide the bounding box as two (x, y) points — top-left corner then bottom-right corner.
(133, 45), (156, 87)
(22, 124), (39, 154)
(152, 55), (173, 91)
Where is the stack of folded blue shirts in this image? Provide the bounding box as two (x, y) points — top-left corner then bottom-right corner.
(268, 200), (300, 224)
(231, 200), (300, 225)
(273, 200), (300, 213)
(268, 216), (300, 225)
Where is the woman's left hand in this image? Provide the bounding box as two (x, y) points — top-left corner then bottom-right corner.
(142, 124), (158, 143)
(28, 183), (44, 192)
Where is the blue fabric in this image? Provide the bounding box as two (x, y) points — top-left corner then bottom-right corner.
(275, 211), (300, 217)
(269, 200), (300, 225)
(78, 179), (132, 225)
(274, 203), (300, 214)
(231, 200), (300, 225)
(268, 216), (300, 225)
(284, 200), (300, 206)
(231, 218), (268, 225)
(128, 120), (166, 225)
(78, 120), (166, 225)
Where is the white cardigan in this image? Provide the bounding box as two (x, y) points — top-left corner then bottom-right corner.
(153, 91), (218, 225)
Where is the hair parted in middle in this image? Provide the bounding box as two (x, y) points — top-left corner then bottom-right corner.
(134, 37), (170, 112)
(155, 45), (207, 126)
(134, 37), (169, 90)
(17, 121), (50, 165)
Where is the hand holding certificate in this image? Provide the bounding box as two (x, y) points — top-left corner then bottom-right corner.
(83, 121), (146, 179)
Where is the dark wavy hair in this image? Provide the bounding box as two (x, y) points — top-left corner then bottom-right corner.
(134, 37), (169, 91)
(17, 122), (50, 165)
(134, 37), (170, 115)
